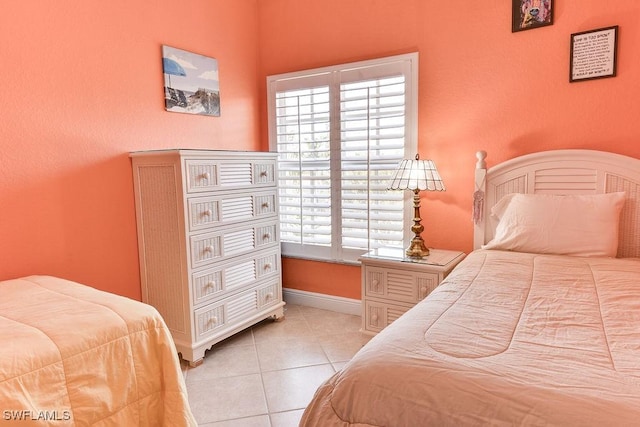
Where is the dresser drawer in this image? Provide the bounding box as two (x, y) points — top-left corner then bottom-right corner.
(363, 300), (413, 334)
(254, 192), (277, 217)
(363, 266), (439, 304)
(188, 190), (277, 232)
(195, 302), (226, 337)
(194, 280), (281, 340)
(189, 220), (279, 269)
(257, 282), (280, 309)
(191, 249), (280, 306)
(185, 159), (276, 194)
(255, 223), (278, 248)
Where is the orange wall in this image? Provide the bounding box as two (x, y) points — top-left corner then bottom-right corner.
(0, 1), (261, 299)
(2, 1), (640, 302)
(258, 0), (640, 299)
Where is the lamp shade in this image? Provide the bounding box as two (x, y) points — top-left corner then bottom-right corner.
(388, 154), (445, 191)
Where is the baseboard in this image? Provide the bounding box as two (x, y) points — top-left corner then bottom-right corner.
(282, 288), (361, 316)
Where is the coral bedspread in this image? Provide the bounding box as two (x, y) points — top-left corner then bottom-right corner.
(0, 275), (196, 426)
(301, 250), (640, 426)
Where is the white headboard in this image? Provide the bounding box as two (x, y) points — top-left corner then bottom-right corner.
(473, 149), (640, 258)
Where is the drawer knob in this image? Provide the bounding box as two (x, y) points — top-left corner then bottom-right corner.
(204, 245), (214, 253)
(262, 202), (270, 208)
(264, 263), (272, 270)
(421, 286), (428, 294)
(371, 314), (379, 323)
(203, 209), (212, 217)
(263, 233), (271, 240)
(209, 316), (218, 325)
(260, 171), (268, 177)
(206, 281), (215, 289)
(265, 292), (274, 301)
(202, 172), (211, 180)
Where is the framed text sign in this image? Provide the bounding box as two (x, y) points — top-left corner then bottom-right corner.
(570, 26), (618, 82)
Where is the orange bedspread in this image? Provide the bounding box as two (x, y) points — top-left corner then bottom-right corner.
(0, 275), (196, 426)
(302, 250), (640, 426)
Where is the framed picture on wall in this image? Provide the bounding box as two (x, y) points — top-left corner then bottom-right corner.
(162, 45), (221, 116)
(512, 0), (553, 32)
(570, 26), (618, 82)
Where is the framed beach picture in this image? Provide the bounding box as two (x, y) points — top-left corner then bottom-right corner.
(162, 45), (220, 116)
(512, 0), (553, 32)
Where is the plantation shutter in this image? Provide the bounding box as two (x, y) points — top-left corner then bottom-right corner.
(339, 64), (410, 260)
(268, 53), (418, 263)
(275, 83), (333, 259)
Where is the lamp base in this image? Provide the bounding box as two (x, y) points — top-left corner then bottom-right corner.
(406, 237), (430, 258)
(404, 189), (430, 258)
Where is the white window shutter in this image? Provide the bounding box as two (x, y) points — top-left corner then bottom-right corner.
(268, 53), (418, 263)
(339, 76), (406, 253)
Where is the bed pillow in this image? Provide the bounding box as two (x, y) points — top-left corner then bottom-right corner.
(482, 192), (626, 257)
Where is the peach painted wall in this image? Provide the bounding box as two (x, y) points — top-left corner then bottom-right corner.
(0, 1), (261, 299)
(258, 0), (640, 299)
(2, 1), (639, 302)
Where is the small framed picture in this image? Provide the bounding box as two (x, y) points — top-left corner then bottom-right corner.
(570, 26), (619, 83)
(512, 0), (553, 32)
(162, 45), (221, 116)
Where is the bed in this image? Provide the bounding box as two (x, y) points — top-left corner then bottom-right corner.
(0, 275), (196, 426)
(301, 149), (640, 426)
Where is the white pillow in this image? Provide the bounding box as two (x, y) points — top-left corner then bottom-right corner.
(482, 192), (626, 257)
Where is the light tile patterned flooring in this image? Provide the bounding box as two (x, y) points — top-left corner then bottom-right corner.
(181, 304), (372, 426)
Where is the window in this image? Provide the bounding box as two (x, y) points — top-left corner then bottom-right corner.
(267, 53), (418, 263)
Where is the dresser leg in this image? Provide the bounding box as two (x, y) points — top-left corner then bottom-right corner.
(271, 306), (285, 322)
(188, 358), (204, 368)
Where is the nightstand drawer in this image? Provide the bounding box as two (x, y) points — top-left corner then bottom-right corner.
(364, 266), (439, 304)
(364, 300), (413, 333)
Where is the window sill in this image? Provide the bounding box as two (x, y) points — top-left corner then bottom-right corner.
(281, 254), (361, 267)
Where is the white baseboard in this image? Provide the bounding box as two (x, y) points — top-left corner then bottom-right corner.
(282, 288), (361, 316)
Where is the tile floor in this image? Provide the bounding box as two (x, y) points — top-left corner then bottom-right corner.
(181, 304), (372, 426)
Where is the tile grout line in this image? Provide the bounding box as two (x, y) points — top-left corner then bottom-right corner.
(251, 326), (274, 426)
(300, 307), (338, 376)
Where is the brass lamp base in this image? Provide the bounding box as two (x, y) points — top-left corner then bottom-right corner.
(405, 189), (430, 258)
(406, 237), (430, 258)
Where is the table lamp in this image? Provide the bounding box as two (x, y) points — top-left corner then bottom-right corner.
(388, 154), (445, 258)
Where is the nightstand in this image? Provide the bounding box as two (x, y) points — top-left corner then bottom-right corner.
(360, 247), (465, 334)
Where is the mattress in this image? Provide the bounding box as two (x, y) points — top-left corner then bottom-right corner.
(301, 250), (640, 426)
(0, 275), (196, 426)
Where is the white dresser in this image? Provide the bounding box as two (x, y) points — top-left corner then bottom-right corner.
(130, 149), (285, 366)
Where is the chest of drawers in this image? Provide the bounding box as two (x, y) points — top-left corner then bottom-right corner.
(130, 149), (285, 366)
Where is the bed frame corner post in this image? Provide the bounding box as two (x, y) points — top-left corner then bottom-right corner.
(475, 150), (487, 170)
(473, 151), (488, 250)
